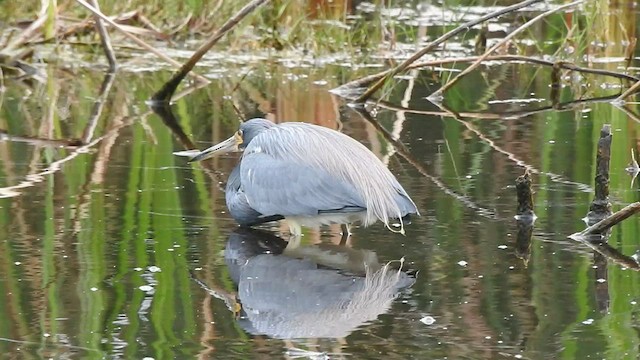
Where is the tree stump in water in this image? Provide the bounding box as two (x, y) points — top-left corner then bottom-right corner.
(587, 124), (613, 223)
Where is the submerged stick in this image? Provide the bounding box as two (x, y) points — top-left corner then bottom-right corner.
(571, 202), (640, 238)
(587, 124), (613, 219)
(353, 0), (543, 103)
(431, 0), (585, 99)
(152, 0), (270, 102)
(89, 0), (117, 71)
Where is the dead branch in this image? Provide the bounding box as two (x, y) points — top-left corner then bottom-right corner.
(570, 202), (640, 238)
(152, 0), (270, 102)
(431, 0), (585, 99)
(333, 55), (638, 96)
(89, 0), (116, 71)
(371, 93), (619, 122)
(353, 0), (544, 103)
(0, 131), (82, 148)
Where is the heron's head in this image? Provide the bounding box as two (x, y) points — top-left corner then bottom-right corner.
(189, 118), (274, 162)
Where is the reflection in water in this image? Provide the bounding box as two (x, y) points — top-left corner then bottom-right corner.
(222, 228), (414, 339)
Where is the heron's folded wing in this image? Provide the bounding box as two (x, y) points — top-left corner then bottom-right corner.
(240, 152), (365, 217)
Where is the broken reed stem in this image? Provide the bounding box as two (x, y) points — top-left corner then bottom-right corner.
(152, 0), (270, 102)
(75, 0), (209, 83)
(335, 55), (638, 95)
(89, 0), (117, 71)
(431, 0), (585, 98)
(353, 0), (544, 103)
(515, 170), (534, 217)
(572, 202), (640, 238)
(588, 124), (613, 217)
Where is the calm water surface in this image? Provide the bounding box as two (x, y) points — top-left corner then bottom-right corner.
(2, 6), (640, 360)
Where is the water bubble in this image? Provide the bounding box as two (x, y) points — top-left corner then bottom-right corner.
(420, 316), (436, 325)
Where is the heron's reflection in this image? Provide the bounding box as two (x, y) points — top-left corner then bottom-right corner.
(224, 228), (415, 339)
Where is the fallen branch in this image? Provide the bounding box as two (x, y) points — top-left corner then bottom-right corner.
(333, 55), (638, 96)
(431, 0), (585, 99)
(372, 93), (618, 122)
(152, 0), (270, 102)
(353, 0), (544, 103)
(570, 202), (640, 238)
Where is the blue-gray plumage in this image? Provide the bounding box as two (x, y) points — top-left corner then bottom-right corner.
(187, 118), (418, 235)
(223, 228), (415, 339)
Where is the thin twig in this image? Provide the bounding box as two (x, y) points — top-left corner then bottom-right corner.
(431, 0), (585, 99)
(152, 0), (270, 102)
(75, 0), (209, 83)
(89, 0), (117, 71)
(353, 0), (544, 103)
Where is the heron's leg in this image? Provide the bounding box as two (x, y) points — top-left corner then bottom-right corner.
(340, 223), (352, 245)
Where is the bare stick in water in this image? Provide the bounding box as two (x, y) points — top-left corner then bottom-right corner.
(352, 0), (544, 103)
(571, 202), (640, 238)
(334, 55), (638, 95)
(89, 0), (117, 71)
(587, 124), (613, 220)
(431, 0), (585, 99)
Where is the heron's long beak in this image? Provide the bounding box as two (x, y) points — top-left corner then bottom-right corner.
(188, 134), (240, 162)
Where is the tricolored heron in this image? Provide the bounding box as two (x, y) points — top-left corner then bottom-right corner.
(184, 118), (418, 236)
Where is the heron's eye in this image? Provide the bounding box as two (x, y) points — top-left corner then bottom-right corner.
(237, 130), (243, 138)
